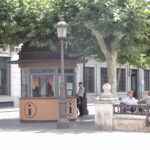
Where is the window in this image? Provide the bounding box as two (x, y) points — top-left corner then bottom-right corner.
(100, 67), (126, 92)
(85, 67), (95, 93)
(144, 70), (150, 90)
(31, 69), (55, 74)
(32, 74), (54, 97)
(117, 68), (126, 92)
(65, 75), (75, 96)
(0, 57), (10, 95)
(0, 68), (8, 95)
(31, 73), (75, 97)
(58, 69), (74, 73)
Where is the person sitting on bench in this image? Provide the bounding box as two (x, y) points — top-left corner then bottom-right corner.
(121, 91), (138, 113)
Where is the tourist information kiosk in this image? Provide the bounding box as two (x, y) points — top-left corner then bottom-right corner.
(19, 47), (78, 121)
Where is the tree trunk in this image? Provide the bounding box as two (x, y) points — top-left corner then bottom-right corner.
(84, 23), (118, 96)
(117, 64), (122, 91)
(106, 50), (118, 96)
(82, 56), (88, 115)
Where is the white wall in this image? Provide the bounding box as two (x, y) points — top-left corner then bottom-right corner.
(10, 52), (21, 106)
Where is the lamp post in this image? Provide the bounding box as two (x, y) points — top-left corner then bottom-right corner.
(56, 17), (68, 100)
(56, 16), (69, 128)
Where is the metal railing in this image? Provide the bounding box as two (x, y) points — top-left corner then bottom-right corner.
(113, 103), (150, 126)
(113, 103), (150, 115)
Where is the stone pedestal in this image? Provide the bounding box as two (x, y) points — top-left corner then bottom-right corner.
(95, 83), (118, 130)
(95, 98), (115, 130)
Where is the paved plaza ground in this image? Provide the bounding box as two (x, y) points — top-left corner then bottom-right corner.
(0, 103), (95, 132)
(0, 103), (150, 150)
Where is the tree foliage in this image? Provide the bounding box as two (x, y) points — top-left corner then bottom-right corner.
(73, 0), (150, 94)
(0, 0), (98, 56)
(78, 0), (149, 58)
(0, 0), (149, 63)
(0, 0), (149, 94)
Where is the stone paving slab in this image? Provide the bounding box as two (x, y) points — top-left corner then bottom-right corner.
(0, 104), (96, 133)
(0, 105), (150, 150)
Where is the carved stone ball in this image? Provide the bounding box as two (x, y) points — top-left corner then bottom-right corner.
(102, 83), (111, 94)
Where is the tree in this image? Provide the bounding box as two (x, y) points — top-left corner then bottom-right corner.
(0, 0), (57, 50)
(118, 1), (150, 68)
(76, 0), (149, 95)
(0, 0), (149, 96)
(0, 0), (17, 47)
(0, 0), (99, 55)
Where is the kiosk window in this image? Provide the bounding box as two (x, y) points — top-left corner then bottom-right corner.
(65, 75), (75, 96)
(32, 75), (54, 97)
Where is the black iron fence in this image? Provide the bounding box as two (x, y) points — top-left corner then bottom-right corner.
(113, 103), (150, 126)
(113, 103), (150, 115)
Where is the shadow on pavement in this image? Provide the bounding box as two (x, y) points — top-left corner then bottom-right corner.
(0, 115), (99, 134)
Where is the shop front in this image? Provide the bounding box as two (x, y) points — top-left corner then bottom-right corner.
(19, 48), (78, 121)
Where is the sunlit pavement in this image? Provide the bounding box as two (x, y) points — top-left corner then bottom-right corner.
(0, 104), (150, 150)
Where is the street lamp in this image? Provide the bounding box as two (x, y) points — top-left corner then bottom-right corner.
(56, 16), (69, 128)
(56, 16), (68, 100)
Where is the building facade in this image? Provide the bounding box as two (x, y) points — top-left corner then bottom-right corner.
(0, 47), (21, 107)
(7, 49), (150, 106)
(75, 56), (150, 102)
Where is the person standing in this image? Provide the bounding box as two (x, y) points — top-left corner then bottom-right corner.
(76, 82), (85, 116)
